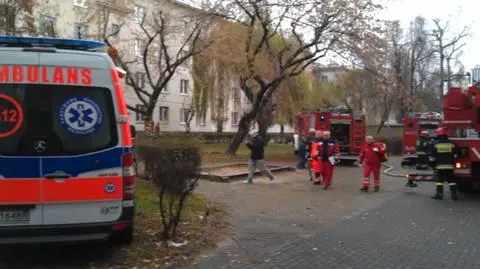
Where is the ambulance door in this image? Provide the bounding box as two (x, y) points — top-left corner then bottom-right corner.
(0, 50), (44, 226)
(39, 54), (123, 225)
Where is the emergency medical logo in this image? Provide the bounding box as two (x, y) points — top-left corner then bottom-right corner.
(104, 183), (116, 193)
(58, 97), (103, 135)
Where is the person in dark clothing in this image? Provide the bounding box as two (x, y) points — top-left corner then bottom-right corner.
(416, 130), (431, 170)
(297, 135), (308, 169)
(244, 132), (275, 184)
(431, 127), (460, 201)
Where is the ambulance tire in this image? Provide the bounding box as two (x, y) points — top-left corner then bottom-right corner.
(111, 226), (134, 246)
(456, 181), (473, 193)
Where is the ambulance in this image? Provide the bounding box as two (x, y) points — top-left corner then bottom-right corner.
(0, 36), (136, 245)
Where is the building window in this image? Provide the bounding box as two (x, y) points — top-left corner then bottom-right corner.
(0, 4), (16, 34)
(196, 110), (206, 125)
(134, 6), (145, 24)
(73, 0), (87, 7)
(180, 79), (189, 95)
(159, 106), (169, 122)
(161, 82), (168, 93)
(231, 112), (239, 125)
(73, 23), (88, 39)
(135, 72), (145, 89)
(39, 15), (56, 37)
(134, 39), (145, 57)
(180, 50), (190, 67)
(232, 88), (241, 101)
(135, 104), (146, 122)
(321, 75), (328, 82)
(180, 108), (191, 123)
(110, 23), (120, 36)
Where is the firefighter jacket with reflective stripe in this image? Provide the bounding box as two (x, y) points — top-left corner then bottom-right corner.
(309, 138), (323, 159)
(432, 136), (459, 170)
(416, 137), (432, 155)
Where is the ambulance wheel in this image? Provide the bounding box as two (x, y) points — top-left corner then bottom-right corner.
(456, 181), (473, 193)
(111, 226), (134, 246)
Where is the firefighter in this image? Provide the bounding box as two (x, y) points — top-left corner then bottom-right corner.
(310, 130), (324, 185)
(416, 130), (431, 170)
(304, 128), (317, 181)
(317, 131), (340, 190)
(431, 127), (459, 201)
(359, 136), (386, 192)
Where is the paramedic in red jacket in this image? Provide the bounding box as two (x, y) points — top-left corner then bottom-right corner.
(318, 131), (340, 190)
(359, 136), (385, 192)
(310, 130), (324, 185)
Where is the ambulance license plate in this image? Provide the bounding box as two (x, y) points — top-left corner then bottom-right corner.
(0, 210), (30, 222)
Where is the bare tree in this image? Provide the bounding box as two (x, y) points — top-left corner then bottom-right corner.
(99, 1), (213, 120)
(202, 0), (380, 154)
(430, 19), (469, 103)
(0, 0), (37, 35)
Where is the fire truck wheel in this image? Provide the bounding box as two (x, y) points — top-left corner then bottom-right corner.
(111, 226), (134, 246)
(456, 181), (473, 193)
(341, 160), (356, 166)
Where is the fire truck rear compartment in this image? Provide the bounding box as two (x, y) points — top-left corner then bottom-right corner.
(330, 123), (350, 153)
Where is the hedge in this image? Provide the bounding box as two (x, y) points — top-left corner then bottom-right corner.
(137, 131), (294, 144)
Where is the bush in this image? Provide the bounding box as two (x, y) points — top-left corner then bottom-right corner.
(376, 136), (403, 156)
(136, 145), (202, 240)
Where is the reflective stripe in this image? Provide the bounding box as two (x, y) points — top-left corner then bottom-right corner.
(435, 143), (453, 153)
(436, 182), (444, 186)
(0, 179), (41, 204)
(436, 164), (454, 169)
(448, 182), (456, 186)
(417, 151), (427, 155)
(43, 176), (123, 203)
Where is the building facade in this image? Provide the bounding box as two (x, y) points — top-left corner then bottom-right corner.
(0, 0), (294, 134)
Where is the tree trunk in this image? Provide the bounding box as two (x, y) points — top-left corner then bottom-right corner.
(256, 113), (268, 142)
(439, 48), (445, 106)
(280, 124), (284, 134)
(226, 113), (255, 155)
(446, 56), (452, 89)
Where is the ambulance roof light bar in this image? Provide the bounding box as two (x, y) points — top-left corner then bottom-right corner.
(0, 36), (105, 51)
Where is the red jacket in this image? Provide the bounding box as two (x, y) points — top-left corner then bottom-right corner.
(359, 142), (385, 165)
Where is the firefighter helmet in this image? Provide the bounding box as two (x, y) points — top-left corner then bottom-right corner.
(420, 130), (429, 137)
(435, 127), (448, 136)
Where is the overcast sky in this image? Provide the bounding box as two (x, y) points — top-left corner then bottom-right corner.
(379, 0), (477, 70)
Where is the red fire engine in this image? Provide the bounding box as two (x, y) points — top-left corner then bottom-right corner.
(406, 81), (480, 192)
(295, 107), (366, 164)
(401, 111), (442, 166)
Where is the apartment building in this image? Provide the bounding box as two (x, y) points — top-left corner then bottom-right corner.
(0, 0), (294, 133)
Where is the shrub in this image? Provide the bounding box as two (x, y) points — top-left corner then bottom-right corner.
(136, 145), (201, 240)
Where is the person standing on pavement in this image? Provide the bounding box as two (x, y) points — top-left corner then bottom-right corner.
(416, 130), (432, 170)
(244, 132), (275, 184)
(304, 128), (317, 180)
(317, 131), (340, 190)
(431, 127), (459, 201)
(297, 134), (308, 169)
(310, 130), (324, 185)
(359, 136), (386, 192)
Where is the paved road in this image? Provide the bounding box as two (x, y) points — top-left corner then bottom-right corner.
(190, 159), (480, 269)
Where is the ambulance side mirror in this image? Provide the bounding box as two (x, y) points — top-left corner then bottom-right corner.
(130, 125), (136, 138)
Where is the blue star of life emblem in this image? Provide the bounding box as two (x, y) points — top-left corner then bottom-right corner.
(58, 97), (103, 135)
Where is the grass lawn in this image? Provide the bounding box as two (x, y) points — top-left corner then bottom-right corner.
(92, 180), (229, 268)
(137, 136), (297, 165)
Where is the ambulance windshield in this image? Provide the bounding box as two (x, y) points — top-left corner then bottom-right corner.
(0, 84), (118, 156)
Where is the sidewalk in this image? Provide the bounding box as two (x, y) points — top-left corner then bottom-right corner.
(188, 158), (409, 268)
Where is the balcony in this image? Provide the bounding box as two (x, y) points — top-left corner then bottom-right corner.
(94, 0), (131, 15)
